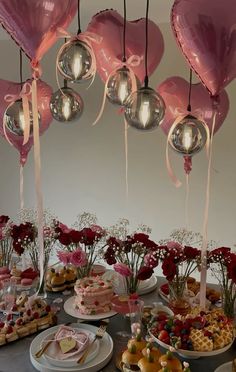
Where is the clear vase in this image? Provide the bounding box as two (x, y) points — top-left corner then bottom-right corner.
(36, 255), (50, 298)
(168, 278), (190, 315)
(221, 287), (235, 319)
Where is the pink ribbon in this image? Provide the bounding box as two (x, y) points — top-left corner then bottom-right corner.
(20, 164), (24, 210)
(4, 82), (32, 146)
(124, 119), (129, 198)
(199, 108), (217, 309)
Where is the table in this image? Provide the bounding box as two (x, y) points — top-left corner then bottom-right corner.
(0, 277), (235, 372)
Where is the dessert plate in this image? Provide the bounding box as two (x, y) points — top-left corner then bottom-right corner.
(138, 275), (158, 295)
(215, 362), (232, 371)
(43, 328), (99, 368)
(30, 323), (113, 372)
(149, 330), (234, 359)
(64, 296), (117, 321)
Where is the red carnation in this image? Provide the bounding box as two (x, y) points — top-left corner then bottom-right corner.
(162, 258), (177, 281)
(0, 215), (9, 227)
(227, 255), (236, 284)
(69, 230), (82, 244)
(58, 232), (71, 246)
(184, 246), (200, 260)
(81, 228), (97, 245)
(137, 266), (154, 280)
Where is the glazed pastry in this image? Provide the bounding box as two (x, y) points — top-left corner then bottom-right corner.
(142, 342), (162, 363)
(46, 268), (56, 282)
(50, 273), (66, 292)
(16, 293), (28, 307)
(158, 349), (182, 372)
(64, 268), (77, 287)
(5, 325), (19, 342)
(128, 329), (147, 353)
(138, 349), (161, 372)
(122, 344), (142, 372)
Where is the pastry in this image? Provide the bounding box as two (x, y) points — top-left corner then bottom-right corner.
(122, 344), (142, 372)
(74, 276), (114, 315)
(128, 330), (147, 353)
(10, 265), (22, 281)
(64, 268), (77, 288)
(142, 342), (162, 363)
(138, 349), (161, 372)
(0, 334), (6, 346)
(0, 266), (10, 275)
(50, 273), (66, 292)
(20, 278), (33, 286)
(5, 325), (19, 342)
(158, 349), (182, 372)
(16, 293), (28, 307)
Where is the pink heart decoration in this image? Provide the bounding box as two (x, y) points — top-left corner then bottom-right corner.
(87, 9), (164, 83)
(0, 0), (77, 61)
(157, 76), (229, 136)
(0, 79), (53, 165)
(171, 0), (236, 96)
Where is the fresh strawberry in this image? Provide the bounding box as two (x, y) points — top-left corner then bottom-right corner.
(6, 313), (12, 321)
(0, 321), (4, 328)
(6, 325), (13, 334)
(26, 309), (31, 316)
(16, 318), (23, 326)
(11, 304), (17, 312)
(158, 330), (170, 344)
(33, 312), (39, 319)
(45, 305), (51, 313)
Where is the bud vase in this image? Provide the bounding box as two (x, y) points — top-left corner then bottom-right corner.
(168, 278), (190, 315)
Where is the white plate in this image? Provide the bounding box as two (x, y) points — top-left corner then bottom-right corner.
(64, 296), (117, 321)
(43, 328), (99, 368)
(138, 275), (158, 295)
(215, 362), (232, 372)
(30, 323), (113, 372)
(149, 330), (234, 359)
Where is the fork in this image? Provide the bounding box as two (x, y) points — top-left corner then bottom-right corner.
(77, 324), (107, 364)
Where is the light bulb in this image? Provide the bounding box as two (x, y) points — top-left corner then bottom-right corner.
(50, 87), (83, 122)
(124, 87), (165, 131)
(182, 126), (193, 151)
(139, 100), (150, 127)
(57, 39), (94, 83)
(3, 99), (39, 136)
(106, 66), (139, 106)
(169, 114), (207, 156)
(72, 53), (83, 80)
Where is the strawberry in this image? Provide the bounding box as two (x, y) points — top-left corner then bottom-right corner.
(6, 325), (13, 334)
(0, 321), (4, 328)
(11, 304), (17, 312)
(94, 301), (99, 306)
(16, 318), (23, 326)
(45, 305), (51, 313)
(6, 313), (12, 321)
(26, 309), (31, 316)
(33, 312), (39, 319)
(158, 330), (170, 344)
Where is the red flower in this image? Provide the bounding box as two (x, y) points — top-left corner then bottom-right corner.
(13, 240), (24, 256)
(106, 237), (121, 248)
(227, 259), (236, 284)
(81, 228), (97, 245)
(69, 230), (81, 244)
(58, 232), (71, 246)
(133, 233), (150, 244)
(104, 248), (117, 265)
(184, 246), (200, 260)
(162, 258), (177, 281)
(0, 215), (9, 227)
(137, 266), (154, 280)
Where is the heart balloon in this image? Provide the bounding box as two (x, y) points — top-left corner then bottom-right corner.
(0, 79), (53, 165)
(0, 0), (77, 62)
(87, 9), (164, 83)
(157, 76), (229, 136)
(171, 0), (236, 96)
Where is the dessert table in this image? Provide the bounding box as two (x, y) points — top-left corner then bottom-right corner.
(0, 277), (235, 372)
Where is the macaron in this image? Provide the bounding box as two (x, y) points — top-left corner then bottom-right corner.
(0, 267), (10, 275)
(0, 274), (11, 281)
(21, 278), (33, 286)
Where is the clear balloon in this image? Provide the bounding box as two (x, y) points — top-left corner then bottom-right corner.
(87, 9), (164, 83)
(0, 0), (77, 62)
(4, 99), (40, 136)
(50, 87), (83, 122)
(169, 115), (207, 156)
(106, 66), (138, 106)
(57, 39), (94, 83)
(171, 0), (236, 96)
(124, 87), (165, 131)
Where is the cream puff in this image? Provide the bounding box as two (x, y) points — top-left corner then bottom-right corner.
(158, 348), (182, 372)
(122, 344), (143, 372)
(128, 329), (147, 353)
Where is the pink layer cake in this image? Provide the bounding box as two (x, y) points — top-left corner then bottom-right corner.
(74, 276), (114, 315)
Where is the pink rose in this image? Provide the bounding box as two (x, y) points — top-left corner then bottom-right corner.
(114, 263), (132, 277)
(70, 249), (87, 267)
(57, 250), (72, 265)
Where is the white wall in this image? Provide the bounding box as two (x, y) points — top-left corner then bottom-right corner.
(0, 4), (235, 257)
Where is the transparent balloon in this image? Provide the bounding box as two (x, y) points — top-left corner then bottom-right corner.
(106, 66), (139, 106)
(57, 39), (94, 83)
(4, 99), (40, 136)
(124, 87), (165, 131)
(50, 87), (83, 122)
(169, 115), (207, 156)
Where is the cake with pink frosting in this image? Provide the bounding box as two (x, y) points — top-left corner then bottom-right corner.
(74, 276), (114, 315)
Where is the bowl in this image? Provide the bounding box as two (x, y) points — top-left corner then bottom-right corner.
(150, 303), (174, 318)
(42, 329), (99, 367)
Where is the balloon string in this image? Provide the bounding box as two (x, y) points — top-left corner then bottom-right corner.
(20, 164), (24, 210)
(199, 108), (217, 309)
(32, 79), (44, 292)
(185, 173), (189, 230)
(124, 119), (129, 198)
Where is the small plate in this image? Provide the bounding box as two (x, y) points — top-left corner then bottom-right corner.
(215, 362), (232, 371)
(149, 330), (234, 359)
(64, 296), (117, 321)
(43, 328), (99, 368)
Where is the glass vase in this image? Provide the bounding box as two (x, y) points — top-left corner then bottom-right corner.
(168, 278), (190, 315)
(36, 255), (50, 298)
(221, 286), (235, 319)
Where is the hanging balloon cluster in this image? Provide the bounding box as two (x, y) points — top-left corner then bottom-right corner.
(51, 0), (97, 123)
(124, 0), (165, 131)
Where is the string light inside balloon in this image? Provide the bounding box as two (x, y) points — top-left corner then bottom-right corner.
(124, 0), (165, 130)
(56, 1), (95, 83)
(50, 84), (83, 122)
(4, 99), (37, 136)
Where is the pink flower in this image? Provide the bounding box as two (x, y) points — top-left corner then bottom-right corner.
(144, 252), (158, 268)
(58, 222), (72, 234)
(70, 249), (87, 267)
(167, 241), (182, 250)
(57, 250), (72, 265)
(114, 263), (132, 277)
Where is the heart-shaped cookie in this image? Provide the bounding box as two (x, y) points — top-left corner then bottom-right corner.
(59, 337), (77, 354)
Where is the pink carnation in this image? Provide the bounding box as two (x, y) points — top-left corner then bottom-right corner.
(57, 250), (72, 265)
(58, 222), (72, 234)
(70, 248), (87, 267)
(114, 263), (132, 277)
(167, 241), (182, 250)
(144, 253), (158, 268)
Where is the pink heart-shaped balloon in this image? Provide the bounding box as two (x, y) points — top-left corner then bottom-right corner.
(157, 76), (229, 136)
(0, 79), (53, 165)
(0, 0), (77, 61)
(171, 0), (236, 96)
(87, 9), (164, 83)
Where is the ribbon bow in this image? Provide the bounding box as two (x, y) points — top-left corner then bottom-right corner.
(4, 82), (32, 146)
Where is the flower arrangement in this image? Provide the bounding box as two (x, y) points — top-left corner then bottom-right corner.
(11, 209), (58, 272)
(0, 215), (13, 267)
(208, 247), (236, 318)
(103, 219), (157, 294)
(56, 212), (105, 279)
